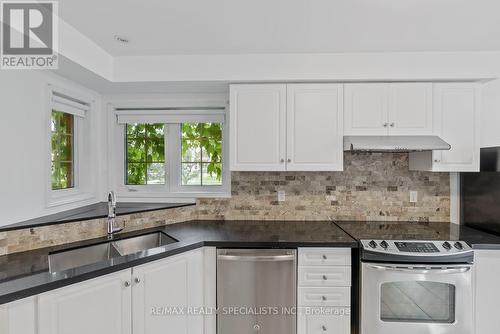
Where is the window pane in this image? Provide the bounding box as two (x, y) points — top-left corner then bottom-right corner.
(125, 123), (165, 185)
(380, 281), (455, 323)
(181, 163), (201, 185)
(181, 123), (223, 186)
(51, 111), (74, 190)
(202, 163), (222, 185)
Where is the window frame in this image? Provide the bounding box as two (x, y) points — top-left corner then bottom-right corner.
(108, 100), (230, 201)
(46, 84), (95, 207)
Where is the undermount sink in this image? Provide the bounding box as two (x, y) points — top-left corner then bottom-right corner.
(48, 232), (177, 273)
(112, 232), (178, 256)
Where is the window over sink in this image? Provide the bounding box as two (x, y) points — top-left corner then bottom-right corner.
(111, 105), (229, 200)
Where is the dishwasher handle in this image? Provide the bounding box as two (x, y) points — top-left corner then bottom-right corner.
(218, 253), (295, 262)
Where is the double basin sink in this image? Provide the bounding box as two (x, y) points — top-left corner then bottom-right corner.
(48, 232), (177, 273)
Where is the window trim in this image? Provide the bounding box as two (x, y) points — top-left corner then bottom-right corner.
(109, 101), (230, 201)
(46, 84), (96, 208)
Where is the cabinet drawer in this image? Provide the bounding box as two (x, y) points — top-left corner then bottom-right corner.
(298, 313), (350, 334)
(298, 248), (350, 266)
(298, 287), (350, 307)
(298, 267), (351, 287)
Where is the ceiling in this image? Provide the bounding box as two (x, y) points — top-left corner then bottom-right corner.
(59, 0), (500, 57)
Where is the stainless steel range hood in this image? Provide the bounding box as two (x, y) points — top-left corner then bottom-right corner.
(344, 136), (451, 153)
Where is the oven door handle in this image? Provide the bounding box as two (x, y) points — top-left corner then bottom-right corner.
(366, 264), (472, 274)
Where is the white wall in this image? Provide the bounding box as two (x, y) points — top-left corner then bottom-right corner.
(482, 79), (500, 148)
(0, 71), (105, 226)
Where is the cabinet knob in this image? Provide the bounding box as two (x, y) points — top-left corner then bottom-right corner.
(321, 295), (327, 301)
(322, 325), (327, 331)
(322, 275), (328, 281)
(390, 122), (395, 127)
(434, 159), (440, 163)
(134, 277), (141, 284)
(383, 123), (388, 127)
(280, 159), (284, 163)
(124, 281), (131, 287)
(322, 254), (327, 260)
(287, 158), (291, 163)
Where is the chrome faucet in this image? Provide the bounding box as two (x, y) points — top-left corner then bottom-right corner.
(107, 191), (123, 238)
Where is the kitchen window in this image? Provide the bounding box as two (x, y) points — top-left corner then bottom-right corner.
(47, 88), (94, 207)
(51, 110), (75, 190)
(112, 106), (229, 200)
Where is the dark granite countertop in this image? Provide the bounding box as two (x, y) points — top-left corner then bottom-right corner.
(0, 202), (195, 232)
(0, 220), (357, 305)
(335, 220), (500, 249)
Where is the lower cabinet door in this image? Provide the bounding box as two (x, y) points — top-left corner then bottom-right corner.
(0, 296), (37, 334)
(38, 269), (132, 334)
(132, 248), (215, 334)
(298, 313), (350, 334)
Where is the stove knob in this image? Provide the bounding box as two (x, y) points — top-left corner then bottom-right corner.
(368, 240), (377, 249)
(380, 241), (388, 249)
(442, 242), (452, 250)
(454, 242), (464, 250)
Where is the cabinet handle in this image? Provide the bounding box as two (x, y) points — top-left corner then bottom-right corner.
(322, 275), (328, 281)
(383, 123), (388, 127)
(390, 122), (395, 127)
(134, 277), (141, 284)
(287, 158), (291, 163)
(124, 281), (131, 287)
(322, 325), (327, 331)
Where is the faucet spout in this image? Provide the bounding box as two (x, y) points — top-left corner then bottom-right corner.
(107, 191), (122, 238)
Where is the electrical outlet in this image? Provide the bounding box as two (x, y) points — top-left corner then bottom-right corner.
(278, 190), (286, 202)
(410, 191), (418, 203)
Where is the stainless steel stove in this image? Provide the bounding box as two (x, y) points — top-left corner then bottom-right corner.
(360, 239), (474, 334)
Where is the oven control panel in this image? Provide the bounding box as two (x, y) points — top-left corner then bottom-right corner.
(360, 239), (474, 263)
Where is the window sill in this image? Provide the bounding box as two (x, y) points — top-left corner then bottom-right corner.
(0, 202), (196, 232)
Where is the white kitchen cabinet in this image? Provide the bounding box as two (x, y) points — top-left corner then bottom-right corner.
(38, 269), (132, 334)
(387, 83), (433, 135)
(344, 83), (389, 135)
(286, 84), (344, 171)
(230, 83), (344, 171)
(344, 83), (433, 136)
(474, 250), (500, 334)
(297, 248), (351, 334)
(409, 83), (480, 172)
(230, 84), (286, 171)
(0, 296), (37, 334)
(132, 247), (216, 334)
(298, 313), (350, 334)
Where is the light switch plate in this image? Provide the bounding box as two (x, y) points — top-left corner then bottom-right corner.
(410, 191), (418, 203)
(278, 190), (286, 202)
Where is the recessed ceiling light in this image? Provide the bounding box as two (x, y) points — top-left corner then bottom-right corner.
(114, 35), (130, 44)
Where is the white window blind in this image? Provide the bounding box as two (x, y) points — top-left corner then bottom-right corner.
(51, 92), (90, 118)
(115, 109), (225, 124)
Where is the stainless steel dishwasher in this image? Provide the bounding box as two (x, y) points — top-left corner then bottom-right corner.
(217, 249), (296, 334)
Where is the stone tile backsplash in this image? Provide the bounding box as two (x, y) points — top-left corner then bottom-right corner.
(0, 153), (450, 255)
(194, 153), (450, 222)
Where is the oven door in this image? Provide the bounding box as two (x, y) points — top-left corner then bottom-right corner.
(361, 262), (473, 334)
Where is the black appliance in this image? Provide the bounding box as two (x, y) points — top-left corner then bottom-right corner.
(461, 147), (500, 235)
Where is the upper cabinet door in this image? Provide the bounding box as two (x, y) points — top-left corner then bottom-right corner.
(286, 84), (344, 171)
(230, 84), (286, 171)
(344, 83), (389, 135)
(431, 83), (480, 172)
(387, 83), (433, 135)
(38, 270), (132, 334)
